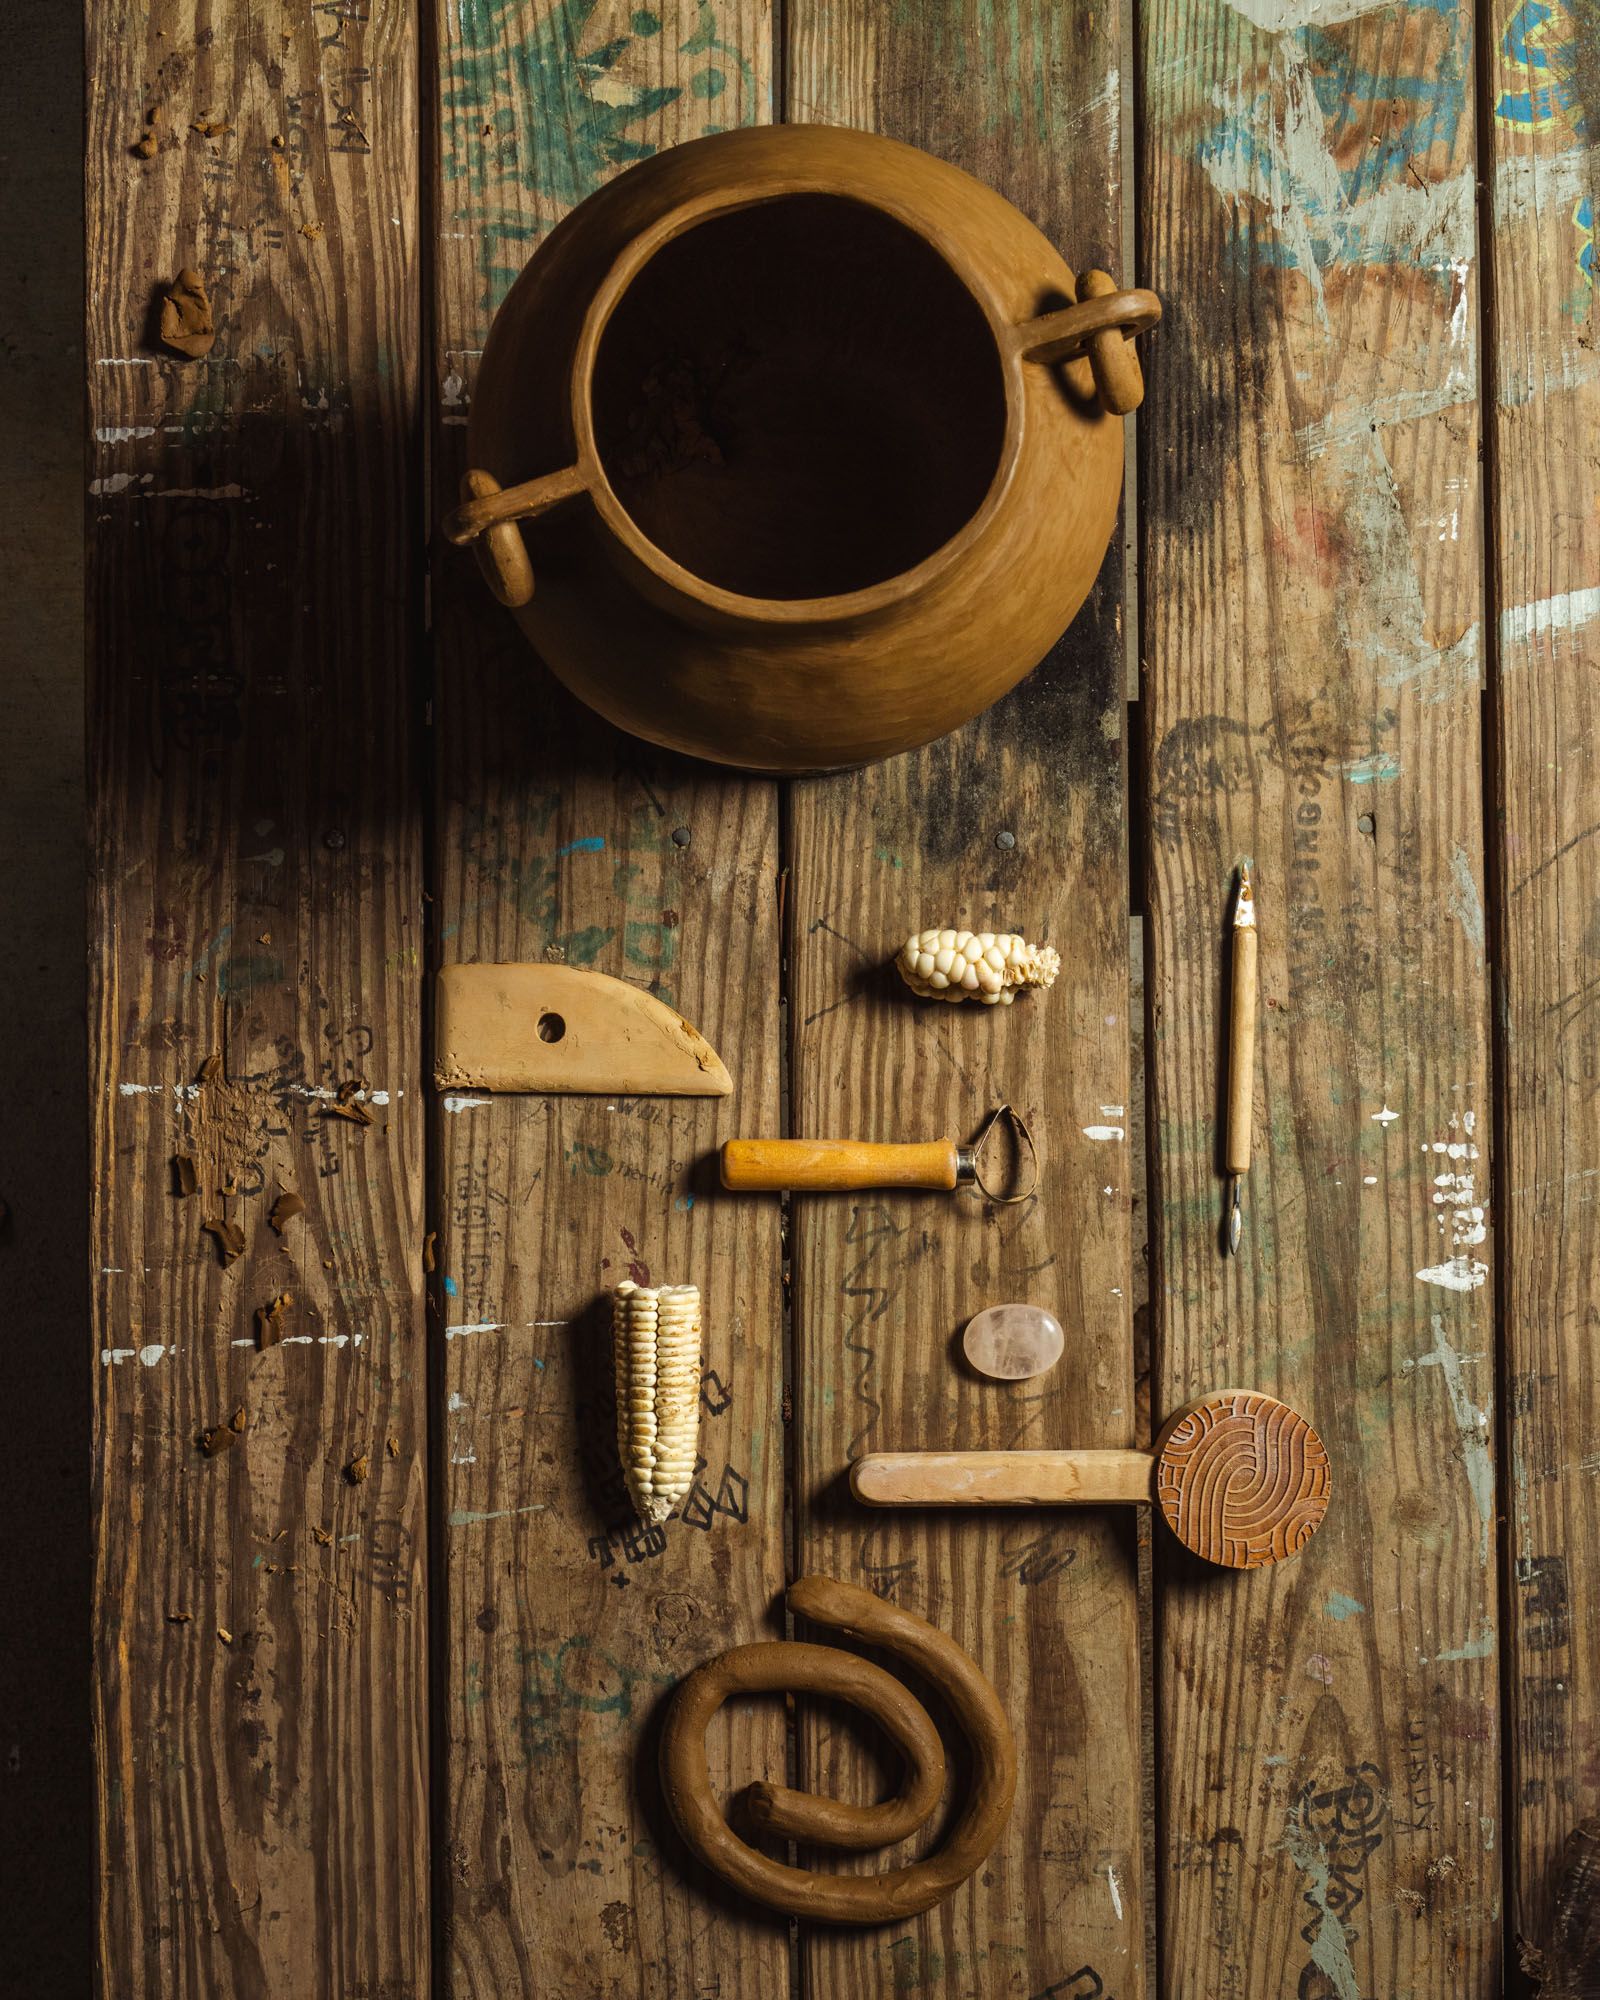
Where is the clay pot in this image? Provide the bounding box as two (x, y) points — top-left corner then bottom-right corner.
(444, 125), (1159, 773)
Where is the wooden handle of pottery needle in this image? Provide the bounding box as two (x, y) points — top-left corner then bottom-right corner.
(1226, 925), (1257, 1176)
(852, 1450), (1155, 1507)
(720, 1138), (960, 1192)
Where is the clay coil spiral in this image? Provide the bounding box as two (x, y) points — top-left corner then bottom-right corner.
(1154, 1389), (1330, 1569)
(659, 1574), (1017, 1924)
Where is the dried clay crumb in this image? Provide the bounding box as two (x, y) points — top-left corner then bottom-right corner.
(200, 1214), (245, 1266)
(167, 1609), (192, 1624)
(159, 269), (216, 361)
(171, 1153), (198, 1197)
(216, 1626), (232, 1645)
(255, 1291), (293, 1348)
(385, 1435), (400, 1459)
(311, 1525), (333, 1547)
(196, 1051), (222, 1086)
(190, 114), (231, 138)
(421, 1230), (437, 1273)
(268, 1188), (305, 1234)
(199, 1408), (245, 1457)
(345, 1451), (370, 1485)
(299, 221), (323, 241)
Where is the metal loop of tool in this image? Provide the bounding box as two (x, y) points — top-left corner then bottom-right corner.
(968, 1102), (1039, 1204)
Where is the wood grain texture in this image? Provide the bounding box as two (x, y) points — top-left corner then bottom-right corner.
(1487, 0), (1600, 1962)
(1139, 0), (1497, 1991)
(87, 2), (426, 1994)
(784, 2), (1146, 1992)
(428, 2), (785, 1992)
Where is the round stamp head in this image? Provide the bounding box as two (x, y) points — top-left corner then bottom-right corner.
(1154, 1389), (1330, 1569)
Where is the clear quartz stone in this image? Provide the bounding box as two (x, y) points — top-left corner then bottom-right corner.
(962, 1303), (1064, 1382)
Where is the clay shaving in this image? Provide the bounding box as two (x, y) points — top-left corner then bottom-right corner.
(172, 1153), (198, 1197)
(159, 269), (216, 360)
(268, 1188), (305, 1235)
(200, 1406), (246, 1456)
(201, 1214), (246, 1266)
(255, 1291), (293, 1348)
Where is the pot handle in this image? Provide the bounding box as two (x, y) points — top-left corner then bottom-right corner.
(1017, 272), (1162, 416)
(442, 464), (587, 609)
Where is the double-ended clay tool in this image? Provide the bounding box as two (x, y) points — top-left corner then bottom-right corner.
(1224, 863), (1257, 1254)
(434, 962), (731, 1096)
(852, 1388), (1330, 1571)
(720, 1103), (1038, 1202)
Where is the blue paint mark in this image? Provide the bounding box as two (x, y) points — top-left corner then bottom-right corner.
(556, 835), (606, 857)
(532, 1356), (546, 1370)
(1495, 0), (1592, 139)
(443, 1275), (459, 1296)
(1323, 1591), (1366, 1621)
(674, 1194), (694, 1211)
(1345, 752), (1400, 784)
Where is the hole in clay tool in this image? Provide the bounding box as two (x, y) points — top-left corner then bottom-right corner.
(537, 1012), (566, 1043)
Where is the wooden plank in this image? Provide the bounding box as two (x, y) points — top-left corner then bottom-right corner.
(428, 3), (786, 1993)
(2, 2), (90, 1989)
(87, 4), (427, 1992)
(1139, 1), (1497, 1992)
(1487, 0), (1600, 1966)
(783, 6), (1146, 1994)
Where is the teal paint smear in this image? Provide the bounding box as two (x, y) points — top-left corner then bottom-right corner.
(1323, 1591), (1366, 1621)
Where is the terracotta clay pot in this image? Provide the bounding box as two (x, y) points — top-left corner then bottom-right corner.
(444, 125), (1159, 773)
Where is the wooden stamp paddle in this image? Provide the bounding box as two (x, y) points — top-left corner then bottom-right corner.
(852, 1388), (1330, 1570)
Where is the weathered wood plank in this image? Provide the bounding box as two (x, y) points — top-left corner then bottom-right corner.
(428, 3), (786, 1993)
(1488, 0), (1600, 1967)
(1139, 0), (1497, 1992)
(783, 5), (1146, 1993)
(87, 2), (427, 1993)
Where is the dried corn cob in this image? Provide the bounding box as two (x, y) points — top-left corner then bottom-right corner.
(613, 1281), (702, 1524)
(895, 929), (1060, 1005)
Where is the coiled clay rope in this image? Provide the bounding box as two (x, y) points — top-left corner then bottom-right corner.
(659, 1573), (1017, 1924)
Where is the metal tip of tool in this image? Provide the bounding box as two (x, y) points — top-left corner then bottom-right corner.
(1226, 1176), (1242, 1256)
(1234, 861), (1255, 928)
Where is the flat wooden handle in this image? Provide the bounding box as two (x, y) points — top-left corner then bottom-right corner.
(720, 1138), (960, 1192)
(851, 1450), (1154, 1507)
(1226, 925), (1257, 1175)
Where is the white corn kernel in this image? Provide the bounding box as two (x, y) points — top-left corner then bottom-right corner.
(613, 1281), (702, 1524)
(894, 928), (1061, 1007)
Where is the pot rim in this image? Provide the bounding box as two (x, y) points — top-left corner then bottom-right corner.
(565, 178), (1029, 628)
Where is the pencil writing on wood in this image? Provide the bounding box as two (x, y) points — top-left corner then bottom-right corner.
(1225, 863), (1257, 1256)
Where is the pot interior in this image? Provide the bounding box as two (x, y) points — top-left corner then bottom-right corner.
(590, 194), (1007, 602)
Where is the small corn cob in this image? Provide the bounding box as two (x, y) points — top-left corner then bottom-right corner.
(896, 928), (1061, 1005)
(613, 1281), (702, 1524)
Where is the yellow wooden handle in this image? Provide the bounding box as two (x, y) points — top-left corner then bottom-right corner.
(1226, 925), (1257, 1176)
(719, 1138), (960, 1192)
(852, 1451), (1154, 1507)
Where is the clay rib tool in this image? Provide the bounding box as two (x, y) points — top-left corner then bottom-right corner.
(852, 1388), (1330, 1571)
(1224, 863), (1257, 1254)
(434, 963), (731, 1097)
(720, 1105), (1037, 1202)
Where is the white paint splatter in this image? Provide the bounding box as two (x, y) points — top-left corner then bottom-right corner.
(1373, 1105), (1400, 1126)
(1447, 846), (1486, 970)
(1099, 1104), (1125, 1118)
(95, 424), (157, 443)
(1081, 1125), (1125, 1142)
(1417, 1255), (1489, 1291)
(1410, 1316), (1493, 1557)
(448, 1502), (548, 1527)
(101, 1348), (137, 1366)
(1227, 0), (1393, 29)
(1106, 1865), (1124, 1921)
(441, 1094), (491, 1113)
(138, 1343), (166, 1366)
(1363, 1175), (1377, 1185)
(117, 1081), (200, 1100)
(1501, 585), (1600, 650)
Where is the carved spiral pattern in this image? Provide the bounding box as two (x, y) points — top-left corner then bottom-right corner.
(1155, 1390), (1330, 1569)
(659, 1575), (1017, 1925)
